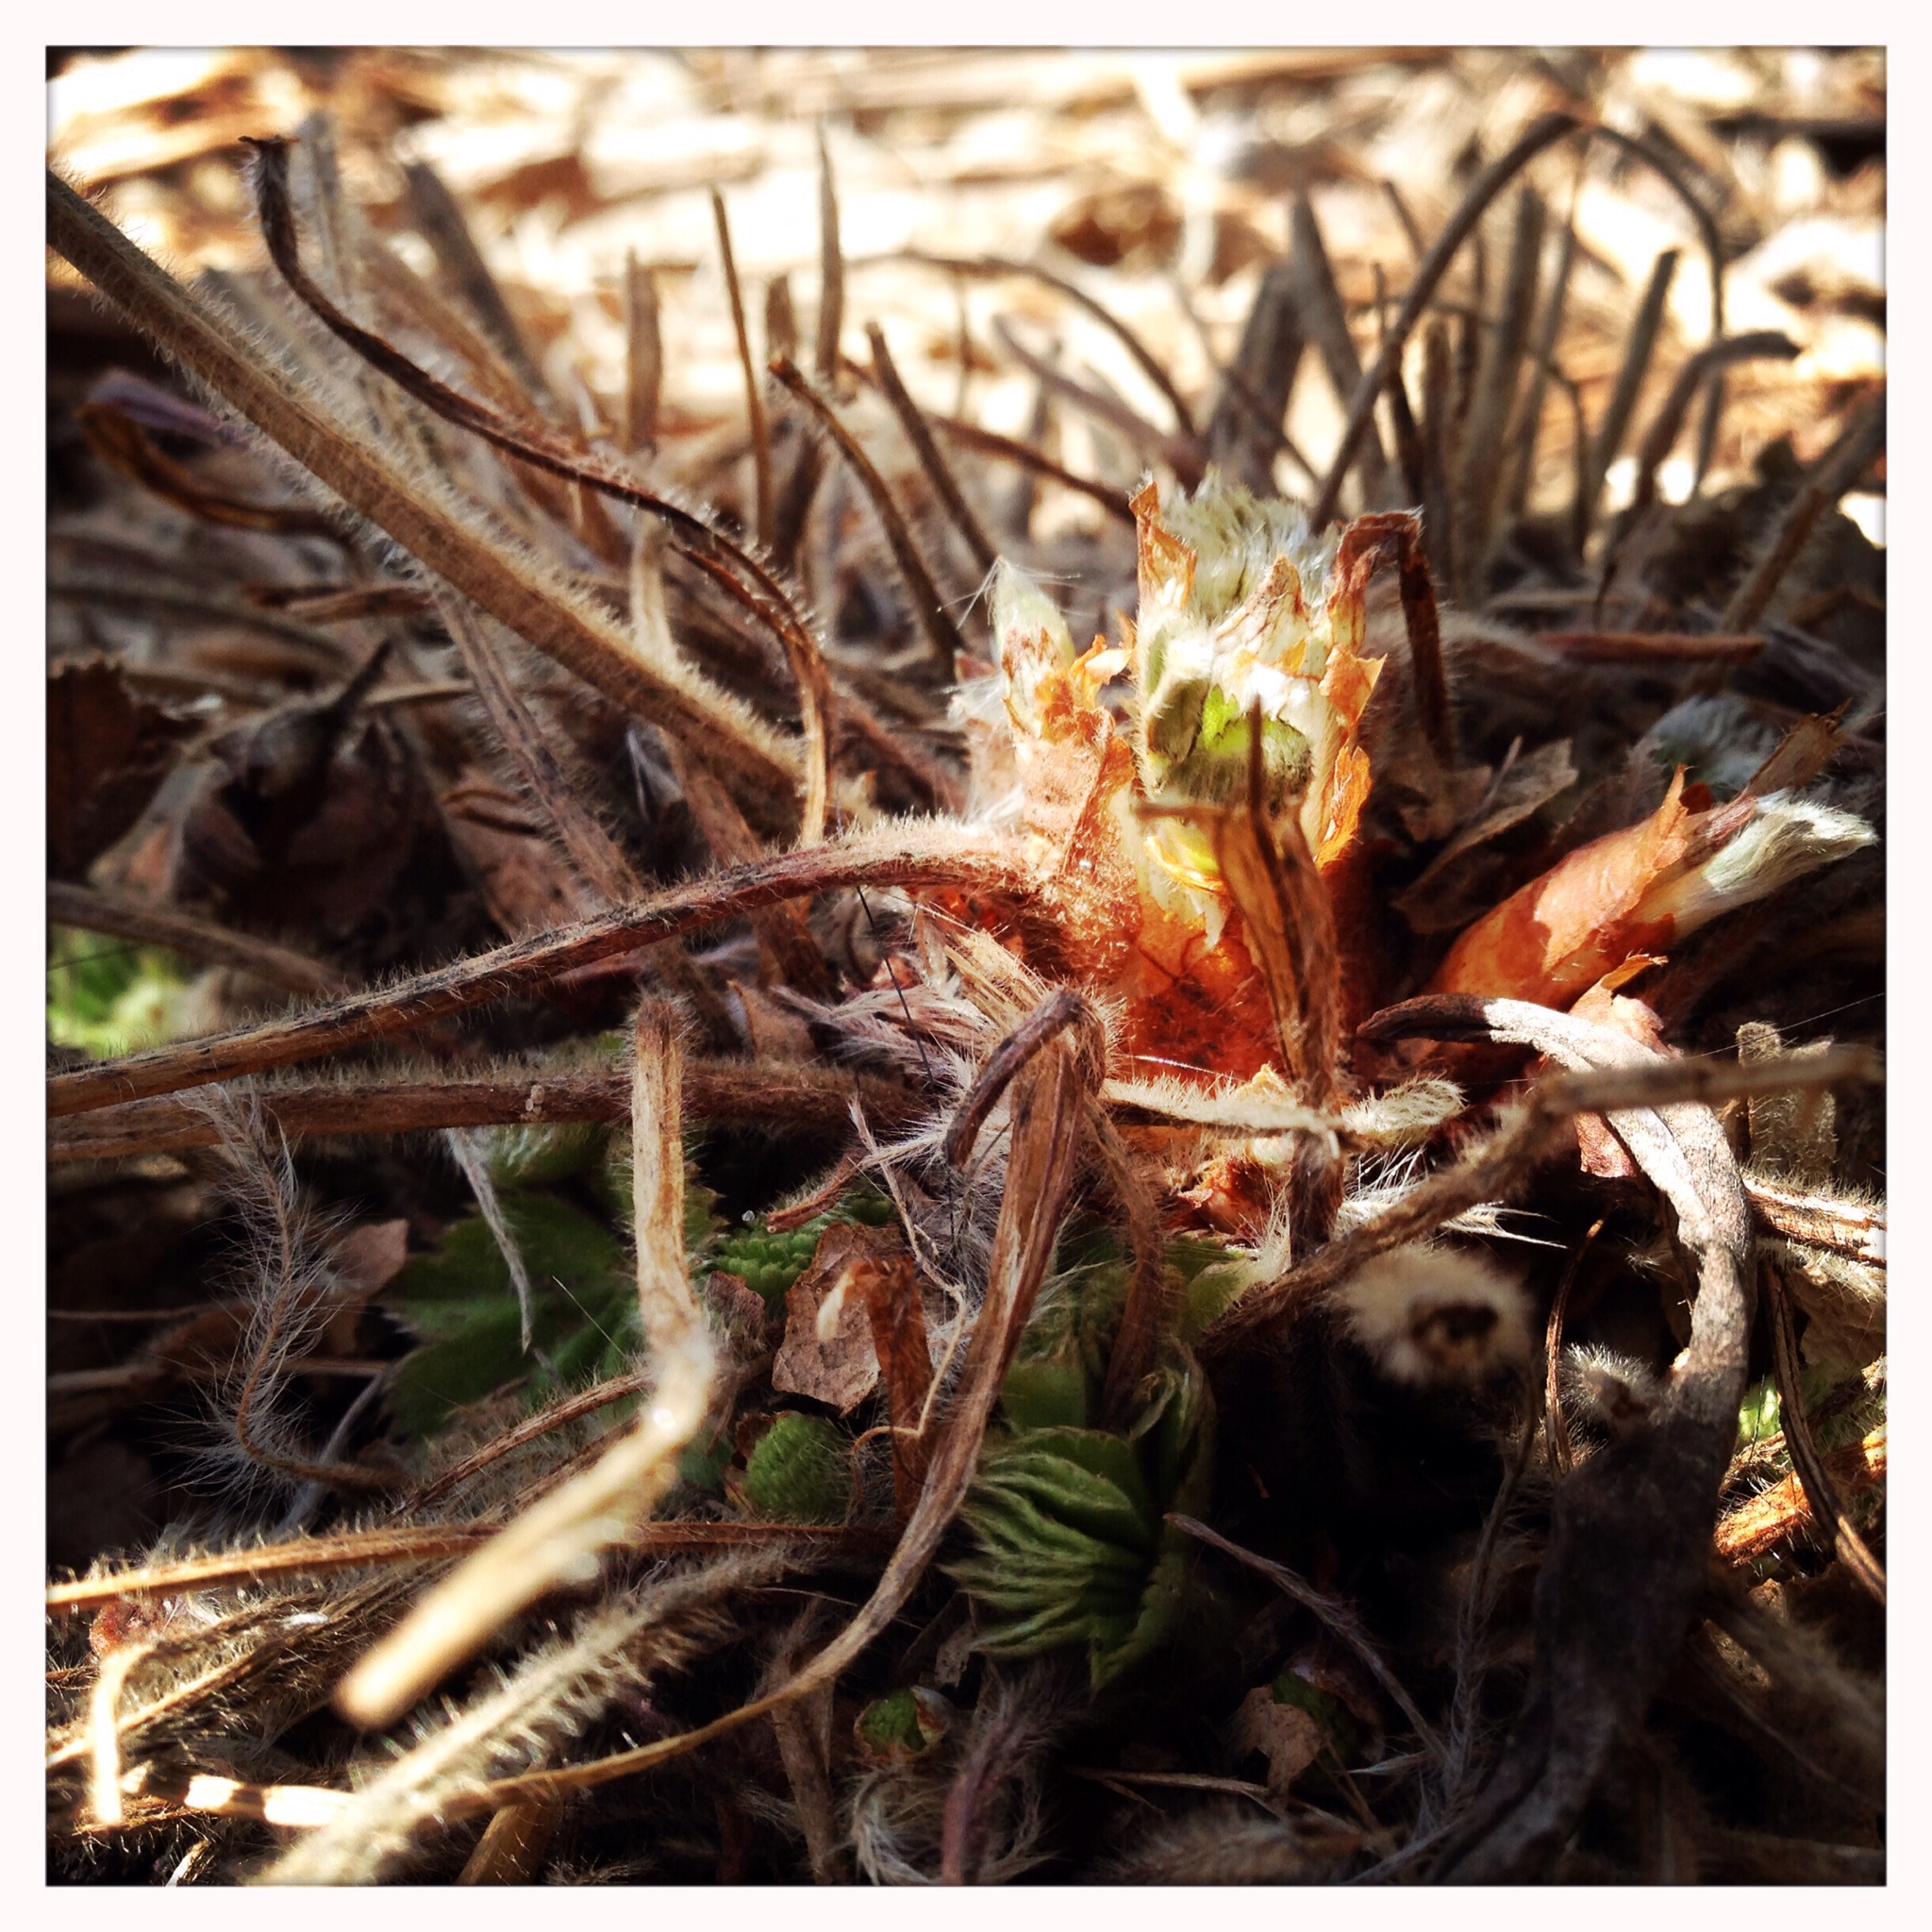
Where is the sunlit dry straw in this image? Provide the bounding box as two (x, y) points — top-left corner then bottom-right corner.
(335, 1003), (715, 1730)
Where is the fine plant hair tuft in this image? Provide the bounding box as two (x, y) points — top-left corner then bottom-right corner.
(183, 1088), (369, 1509)
(1561, 1342), (1663, 1439)
(1331, 1242), (1534, 1387)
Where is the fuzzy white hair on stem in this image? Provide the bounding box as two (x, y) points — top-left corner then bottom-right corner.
(1560, 1343), (1662, 1437)
(1333, 1242), (1534, 1387)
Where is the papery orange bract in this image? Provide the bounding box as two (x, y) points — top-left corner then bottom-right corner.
(1428, 772), (1704, 1007)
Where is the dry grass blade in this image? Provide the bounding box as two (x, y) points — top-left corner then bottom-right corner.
(813, 128), (843, 387)
(866, 321), (997, 576)
(711, 188), (774, 550)
(1311, 110), (1579, 528)
(1578, 245), (1681, 539)
(333, 1004), (715, 1730)
(769, 355), (966, 676)
(621, 250), (661, 455)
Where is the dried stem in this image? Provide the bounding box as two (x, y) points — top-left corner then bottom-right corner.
(47, 881), (348, 998)
(49, 1520), (881, 1617)
(1764, 1260), (1886, 1603)
(76, 401), (339, 537)
(1092, 1104), (1174, 1426)
(927, 411), (1135, 525)
(1171, 1518), (1441, 1754)
(432, 589), (643, 906)
(1713, 1426), (1886, 1566)
(49, 1064), (917, 1164)
(1454, 185), (1543, 578)
(1721, 395), (1886, 632)
(1291, 192), (1391, 505)
(885, 249), (1198, 441)
(813, 129), (844, 387)
(1504, 183), (1581, 516)
(47, 828), (1041, 1117)
(1623, 331), (1800, 527)
(1578, 246), (1681, 541)
(621, 251), (661, 454)
(439, 1004), (1096, 1817)
(335, 1004), (716, 1729)
(991, 314), (1203, 488)
(1542, 1217), (1604, 1477)
(400, 158), (551, 407)
(1310, 110), (1579, 528)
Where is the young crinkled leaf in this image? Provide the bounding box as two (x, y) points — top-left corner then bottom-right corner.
(384, 1192), (641, 1436)
(949, 1279), (1218, 1689)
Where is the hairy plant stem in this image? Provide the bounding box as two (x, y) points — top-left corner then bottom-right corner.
(47, 830), (1042, 1117)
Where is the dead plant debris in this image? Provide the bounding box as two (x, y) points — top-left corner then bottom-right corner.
(46, 46), (1883, 1886)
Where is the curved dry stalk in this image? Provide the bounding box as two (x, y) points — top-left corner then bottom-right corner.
(926, 409), (1135, 525)
(413, 1000), (1098, 1821)
(47, 827), (1043, 1118)
(1721, 395), (1886, 632)
(48, 1521), (887, 1621)
(1310, 110), (1580, 528)
(1764, 1261), (1886, 1603)
(1623, 331), (1800, 526)
(88, 1640), (157, 1826)
(991, 315), (1203, 487)
(335, 1005), (716, 1730)
(673, 548), (833, 850)
(51, 1063), (918, 1164)
(45, 168), (807, 840)
(1348, 996), (1757, 1881)
(884, 248), (1199, 441)
(1578, 245), (1681, 538)
(769, 355), (967, 676)
(1202, 1015), (1877, 1360)
(47, 881), (349, 998)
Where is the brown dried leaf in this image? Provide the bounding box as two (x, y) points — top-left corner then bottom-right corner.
(1232, 1687), (1324, 1800)
(47, 659), (196, 879)
(771, 1222), (899, 1415)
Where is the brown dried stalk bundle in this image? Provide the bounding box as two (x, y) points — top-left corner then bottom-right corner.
(47, 48), (1884, 1887)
